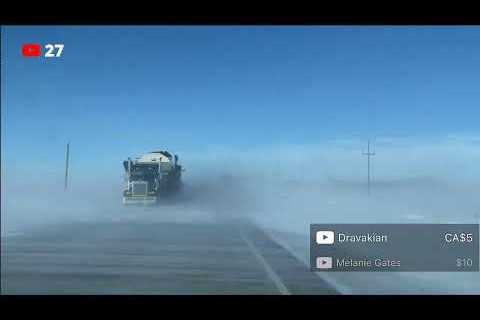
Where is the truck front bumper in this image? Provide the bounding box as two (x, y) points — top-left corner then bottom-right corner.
(122, 195), (157, 205)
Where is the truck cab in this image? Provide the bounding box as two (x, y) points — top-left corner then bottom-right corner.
(122, 151), (182, 205)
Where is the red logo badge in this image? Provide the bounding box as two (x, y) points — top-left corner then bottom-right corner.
(22, 44), (41, 57)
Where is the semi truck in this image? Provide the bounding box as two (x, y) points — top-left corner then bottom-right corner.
(122, 150), (183, 205)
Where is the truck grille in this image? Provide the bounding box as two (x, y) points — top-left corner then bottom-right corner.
(131, 182), (148, 196)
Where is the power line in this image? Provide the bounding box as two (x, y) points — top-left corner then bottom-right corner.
(64, 142), (70, 191)
(362, 140), (375, 196)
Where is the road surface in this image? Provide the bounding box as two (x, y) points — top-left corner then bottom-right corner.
(1, 219), (339, 294)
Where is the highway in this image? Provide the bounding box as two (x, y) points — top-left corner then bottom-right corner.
(1, 219), (339, 294)
(3, 178), (479, 295)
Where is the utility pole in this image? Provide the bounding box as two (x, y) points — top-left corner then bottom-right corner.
(362, 140), (375, 195)
(64, 142), (70, 191)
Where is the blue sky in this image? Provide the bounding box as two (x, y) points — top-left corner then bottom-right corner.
(2, 26), (480, 177)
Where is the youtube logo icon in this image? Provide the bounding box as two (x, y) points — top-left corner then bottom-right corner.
(316, 231), (334, 244)
(22, 44), (41, 57)
(316, 257), (333, 269)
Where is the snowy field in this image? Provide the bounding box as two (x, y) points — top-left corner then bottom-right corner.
(2, 173), (479, 294)
(2, 139), (480, 294)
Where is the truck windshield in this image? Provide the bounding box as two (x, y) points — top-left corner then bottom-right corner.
(131, 165), (157, 180)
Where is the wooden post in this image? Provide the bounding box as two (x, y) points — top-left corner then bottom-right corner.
(362, 140), (375, 195)
(64, 142), (70, 191)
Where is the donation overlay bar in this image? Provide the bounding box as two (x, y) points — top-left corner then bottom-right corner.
(310, 224), (479, 272)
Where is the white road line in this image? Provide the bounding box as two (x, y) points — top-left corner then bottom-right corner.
(239, 229), (291, 295)
(264, 230), (352, 295)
